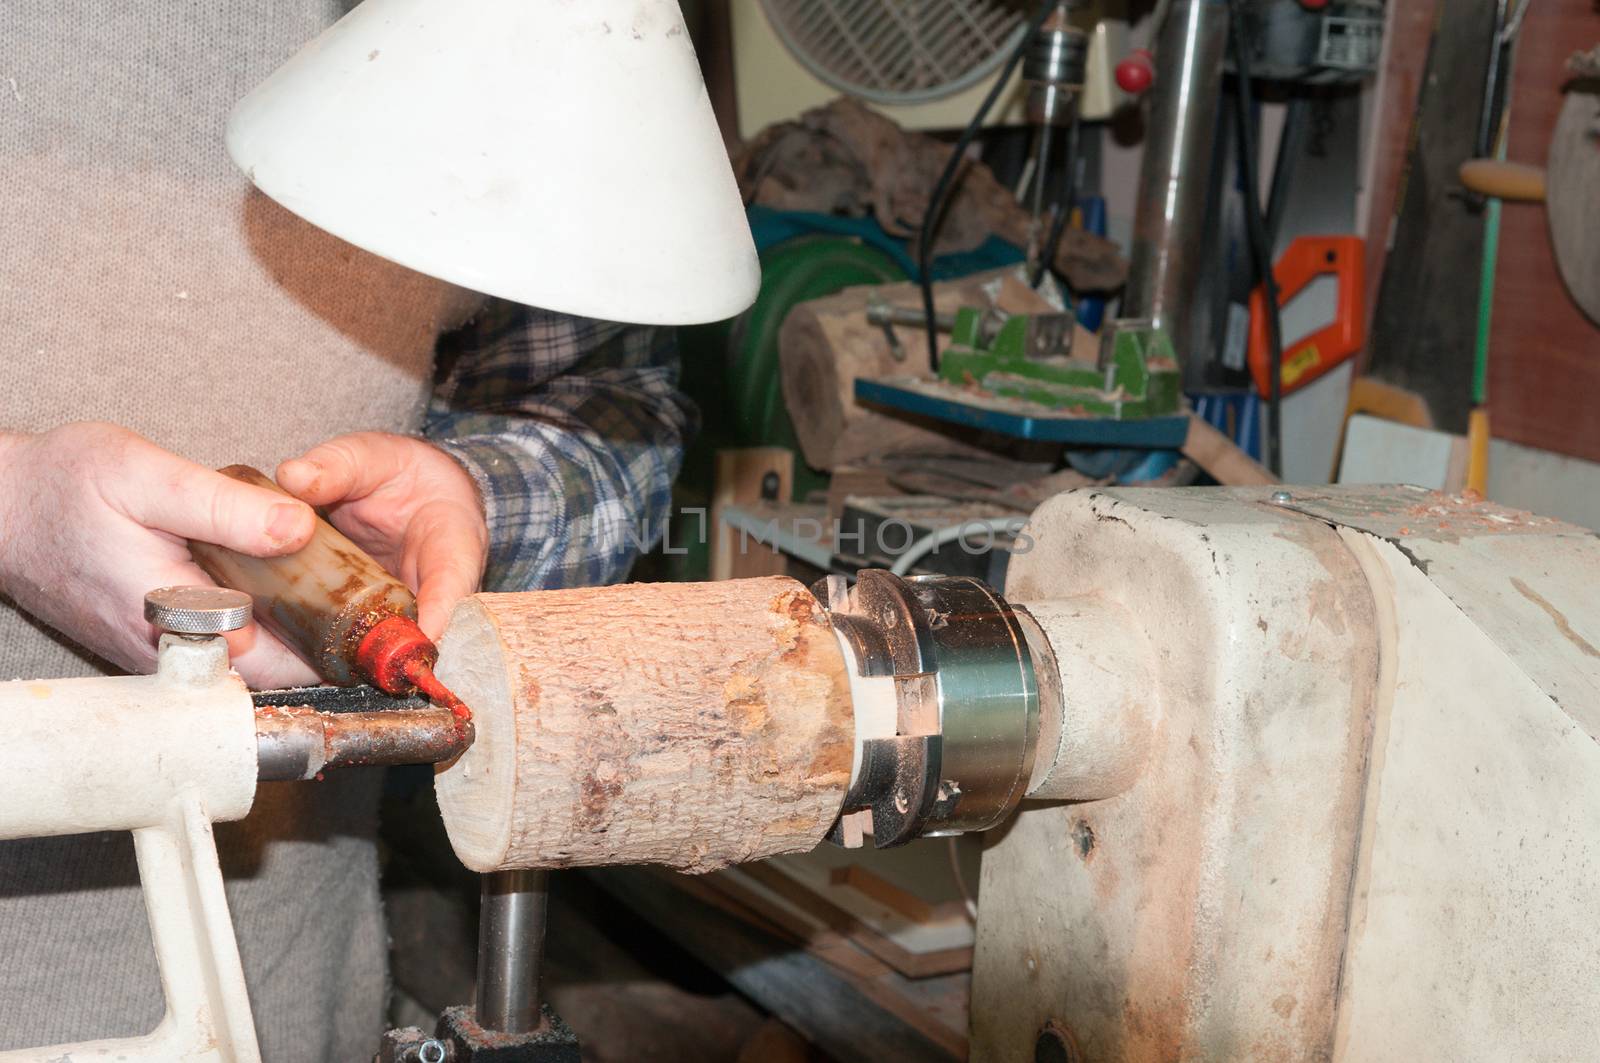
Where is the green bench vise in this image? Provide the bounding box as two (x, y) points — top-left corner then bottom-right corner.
(935, 309), (1182, 420)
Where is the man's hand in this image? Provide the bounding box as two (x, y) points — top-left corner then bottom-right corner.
(0, 422), (322, 685)
(276, 432), (487, 640)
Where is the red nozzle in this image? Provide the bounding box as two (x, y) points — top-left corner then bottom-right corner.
(1116, 49), (1155, 95)
(355, 614), (471, 720)
(403, 658), (472, 722)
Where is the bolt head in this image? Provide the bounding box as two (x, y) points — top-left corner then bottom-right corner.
(1270, 490), (1293, 505)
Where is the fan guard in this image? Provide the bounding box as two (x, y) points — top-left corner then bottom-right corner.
(757, 0), (1029, 106)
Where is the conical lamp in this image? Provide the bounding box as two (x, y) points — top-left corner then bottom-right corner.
(227, 0), (759, 325)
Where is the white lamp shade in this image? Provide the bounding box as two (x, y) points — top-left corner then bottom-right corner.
(226, 0), (759, 325)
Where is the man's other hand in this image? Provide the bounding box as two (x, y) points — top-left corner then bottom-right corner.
(0, 422), (321, 685)
(276, 432), (487, 640)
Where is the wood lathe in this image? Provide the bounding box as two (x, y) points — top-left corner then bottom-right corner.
(5, 484), (1600, 1061)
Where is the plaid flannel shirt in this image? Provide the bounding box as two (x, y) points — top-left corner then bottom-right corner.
(425, 299), (695, 592)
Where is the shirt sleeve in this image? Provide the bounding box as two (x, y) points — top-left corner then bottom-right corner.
(424, 299), (697, 592)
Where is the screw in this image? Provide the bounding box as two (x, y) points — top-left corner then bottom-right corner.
(143, 586), (253, 636)
(1270, 490), (1293, 505)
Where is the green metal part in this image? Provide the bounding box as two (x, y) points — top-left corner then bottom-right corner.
(936, 313), (1182, 420)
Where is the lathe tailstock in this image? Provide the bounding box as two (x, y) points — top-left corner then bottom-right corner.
(0, 634), (260, 1062)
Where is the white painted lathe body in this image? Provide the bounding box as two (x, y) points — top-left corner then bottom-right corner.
(4, 485), (1597, 1061)
(976, 486), (1600, 1061)
(0, 635), (261, 1063)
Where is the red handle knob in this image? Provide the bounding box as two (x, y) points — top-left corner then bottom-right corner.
(1115, 49), (1155, 95)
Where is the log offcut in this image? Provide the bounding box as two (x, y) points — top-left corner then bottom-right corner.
(433, 577), (855, 874)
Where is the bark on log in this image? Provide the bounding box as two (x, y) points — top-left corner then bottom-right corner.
(780, 268), (1093, 470)
(433, 578), (854, 874)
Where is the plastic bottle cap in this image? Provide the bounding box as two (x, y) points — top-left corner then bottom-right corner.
(355, 614), (438, 695)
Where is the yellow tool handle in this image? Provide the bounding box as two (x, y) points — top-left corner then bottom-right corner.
(1467, 409), (1491, 497)
(1458, 159), (1547, 202)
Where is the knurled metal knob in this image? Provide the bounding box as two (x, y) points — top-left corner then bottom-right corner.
(144, 586), (254, 635)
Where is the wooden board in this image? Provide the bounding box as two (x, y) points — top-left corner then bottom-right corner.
(711, 447), (794, 581)
(1488, 1), (1600, 462)
(1338, 414), (1468, 489)
(748, 841), (979, 979)
(699, 865), (900, 981)
(1181, 414), (1277, 486)
(1360, 0), (1442, 340)
(1362, 0), (1502, 434)
(598, 866), (970, 1063)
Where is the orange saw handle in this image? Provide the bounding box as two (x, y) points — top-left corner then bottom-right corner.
(1249, 235), (1365, 398)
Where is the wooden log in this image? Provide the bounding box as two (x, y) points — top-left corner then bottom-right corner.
(780, 267), (1092, 471)
(433, 577), (854, 874)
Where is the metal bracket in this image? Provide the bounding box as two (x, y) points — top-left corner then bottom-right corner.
(377, 1007), (580, 1063)
(817, 570), (1039, 848)
(0, 802), (261, 1063)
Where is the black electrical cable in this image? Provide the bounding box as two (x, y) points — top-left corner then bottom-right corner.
(1264, 95), (1308, 253)
(1032, 108), (1082, 290)
(1475, 0), (1510, 161)
(919, 2), (1055, 370)
(1225, 0), (1285, 477)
